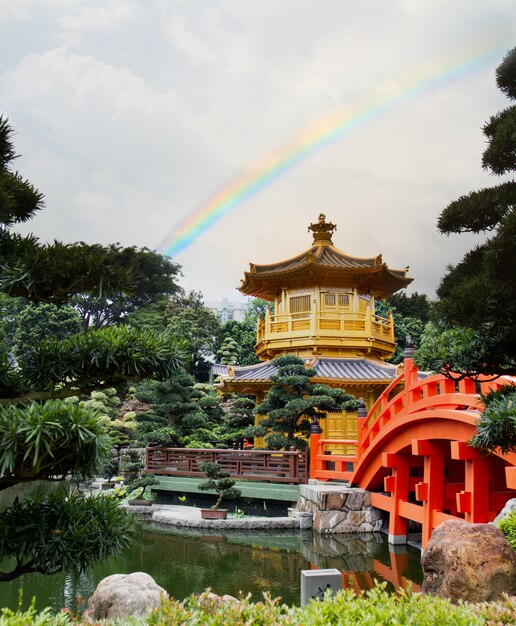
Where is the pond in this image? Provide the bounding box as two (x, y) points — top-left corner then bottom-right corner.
(1, 524), (423, 612)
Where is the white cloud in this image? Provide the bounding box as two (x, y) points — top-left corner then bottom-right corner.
(0, 0), (515, 302)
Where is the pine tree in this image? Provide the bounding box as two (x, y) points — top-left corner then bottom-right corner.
(254, 355), (358, 450)
(218, 395), (255, 447)
(427, 47), (516, 378)
(217, 335), (241, 365)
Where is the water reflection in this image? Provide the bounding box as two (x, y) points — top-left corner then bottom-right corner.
(0, 525), (422, 612)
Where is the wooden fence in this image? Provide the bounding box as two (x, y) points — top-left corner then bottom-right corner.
(146, 446), (309, 484)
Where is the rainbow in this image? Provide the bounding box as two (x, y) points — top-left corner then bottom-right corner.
(157, 41), (510, 257)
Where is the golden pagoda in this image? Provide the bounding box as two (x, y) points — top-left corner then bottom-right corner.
(215, 214), (413, 445)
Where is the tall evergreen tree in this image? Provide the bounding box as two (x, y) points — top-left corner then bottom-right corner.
(254, 355), (358, 450)
(422, 47), (515, 378)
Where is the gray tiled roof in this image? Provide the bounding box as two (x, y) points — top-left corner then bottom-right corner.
(215, 357), (399, 383)
(314, 358), (397, 381)
(212, 363), (230, 376)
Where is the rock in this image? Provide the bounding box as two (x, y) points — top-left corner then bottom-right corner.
(325, 492), (346, 510)
(422, 520), (516, 602)
(87, 572), (168, 619)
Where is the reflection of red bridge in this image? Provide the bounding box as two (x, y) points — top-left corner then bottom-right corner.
(311, 548), (421, 592)
(311, 356), (516, 548)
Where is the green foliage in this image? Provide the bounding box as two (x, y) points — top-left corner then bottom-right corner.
(255, 355), (358, 450)
(416, 322), (512, 379)
(146, 584), (492, 626)
(101, 448), (120, 482)
(133, 374), (224, 447)
(434, 47), (516, 377)
(0, 598), (73, 626)
(217, 395), (255, 447)
(217, 335), (241, 365)
(498, 510), (516, 550)
(0, 490), (134, 581)
(70, 250), (180, 331)
(0, 118), (184, 585)
(122, 449), (143, 484)
(470, 386), (516, 454)
(125, 295), (170, 334)
(128, 474), (160, 500)
(79, 388), (130, 448)
(1, 235), (181, 322)
(165, 290), (220, 380)
(387, 292), (432, 323)
(0, 400), (110, 487)
(2, 585), (515, 625)
(9, 326), (185, 399)
(376, 298), (428, 365)
(214, 298), (272, 367)
(120, 448), (159, 499)
(243, 297), (273, 325)
(0, 116), (44, 228)
(81, 388), (121, 419)
(12, 303), (82, 363)
(0, 295), (29, 357)
(198, 461), (241, 509)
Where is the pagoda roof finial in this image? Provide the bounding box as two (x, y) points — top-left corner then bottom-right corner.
(308, 213), (336, 245)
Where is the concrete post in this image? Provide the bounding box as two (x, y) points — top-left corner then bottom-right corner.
(301, 568), (342, 606)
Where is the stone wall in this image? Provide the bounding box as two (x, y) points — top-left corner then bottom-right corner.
(296, 484), (383, 534)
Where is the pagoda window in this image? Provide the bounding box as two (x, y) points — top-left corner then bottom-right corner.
(289, 294), (311, 318)
(321, 291), (351, 311)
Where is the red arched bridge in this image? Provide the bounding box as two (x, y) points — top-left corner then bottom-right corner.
(310, 356), (516, 547)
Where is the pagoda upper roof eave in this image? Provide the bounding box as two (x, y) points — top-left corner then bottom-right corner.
(240, 265), (412, 300)
(239, 243), (412, 300)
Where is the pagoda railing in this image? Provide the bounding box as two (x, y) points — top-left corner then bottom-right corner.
(146, 447), (309, 484)
(256, 310), (393, 344)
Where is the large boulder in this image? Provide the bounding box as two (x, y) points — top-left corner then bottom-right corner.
(87, 572), (168, 619)
(422, 519), (516, 602)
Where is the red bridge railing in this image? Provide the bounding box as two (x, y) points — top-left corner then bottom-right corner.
(146, 446), (308, 484)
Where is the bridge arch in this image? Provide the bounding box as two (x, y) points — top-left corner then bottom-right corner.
(310, 358), (516, 547)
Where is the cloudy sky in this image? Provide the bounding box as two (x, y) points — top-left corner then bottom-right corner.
(1, 1), (514, 303)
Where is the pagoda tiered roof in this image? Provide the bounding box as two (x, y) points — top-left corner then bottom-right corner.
(239, 214), (412, 300)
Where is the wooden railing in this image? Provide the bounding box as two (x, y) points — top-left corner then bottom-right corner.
(146, 447), (309, 484)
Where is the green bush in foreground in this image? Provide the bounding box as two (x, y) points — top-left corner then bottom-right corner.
(499, 510), (516, 550)
(2, 585), (515, 625)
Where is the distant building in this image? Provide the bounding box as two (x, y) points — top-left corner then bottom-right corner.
(206, 298), (248, 324)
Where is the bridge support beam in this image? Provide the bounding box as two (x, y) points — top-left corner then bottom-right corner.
(412, 440), (448, 548)
(452, 441), (491, 523)
(383, 452), (411, 545)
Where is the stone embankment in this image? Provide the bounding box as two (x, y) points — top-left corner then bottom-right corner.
(296, 484), (383, 534)
(128, 484), (384, 533)
(127, 503), (311, 530)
